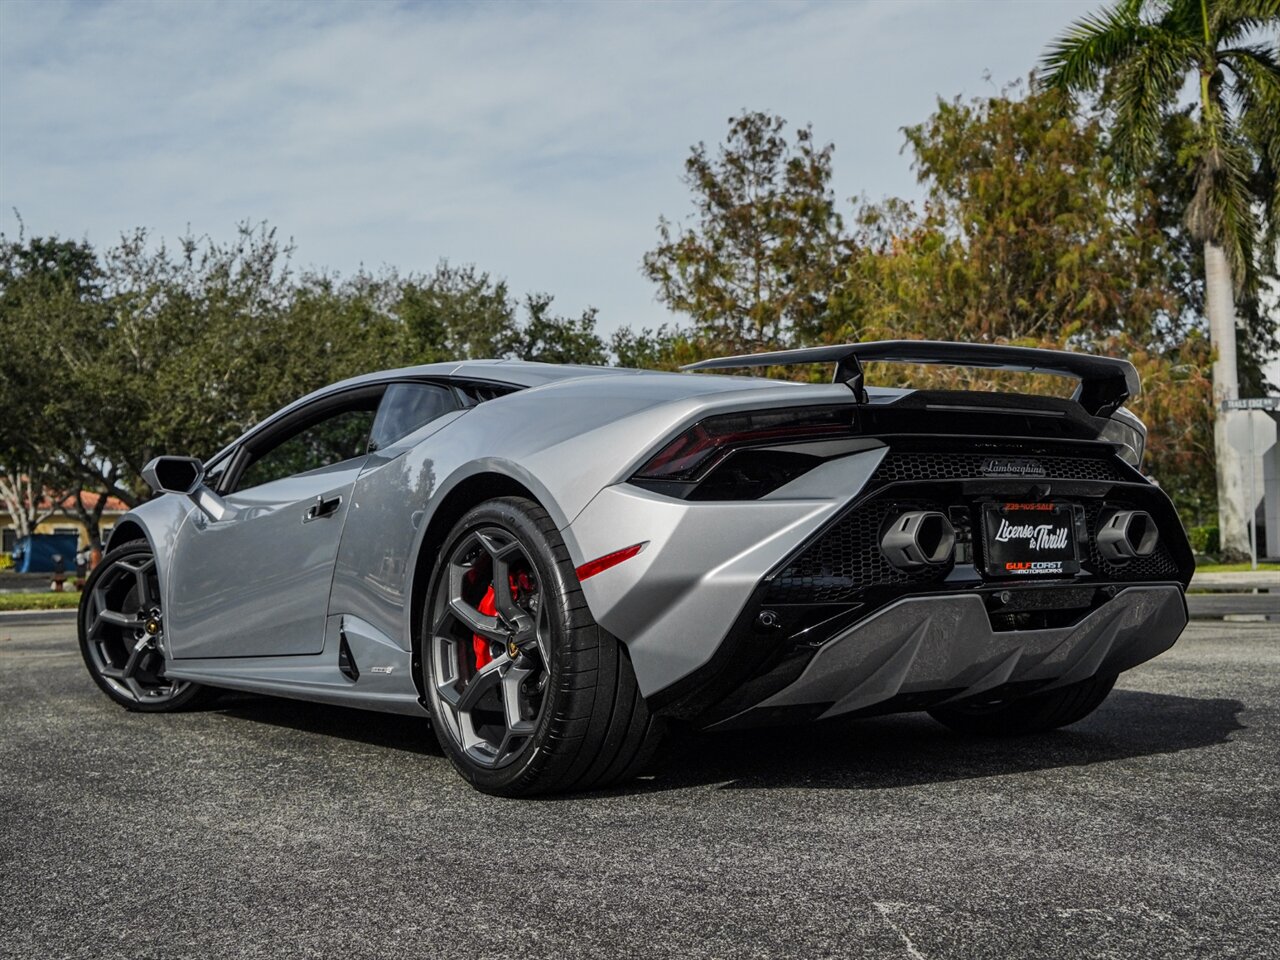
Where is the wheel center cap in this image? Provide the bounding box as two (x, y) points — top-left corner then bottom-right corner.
(144, 618), (161, 636)
(507, 639), (520, 659)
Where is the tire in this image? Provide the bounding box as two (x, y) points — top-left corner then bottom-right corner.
(78, 540), (216, 713)
(422, 497), (663, 796)
(927, 673), (1117, 737)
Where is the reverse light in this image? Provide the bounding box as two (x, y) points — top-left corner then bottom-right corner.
(575, 542), (648, 582)
(1099, 410), (1146, 468)
(633, 406), (855, 483)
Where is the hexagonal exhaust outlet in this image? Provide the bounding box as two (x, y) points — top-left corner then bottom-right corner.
(881, 511), (957, 569)
(1096, 509), (1159, 562)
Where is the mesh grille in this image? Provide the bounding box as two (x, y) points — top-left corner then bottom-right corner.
(767, 499), (951, 604)
(871, 451), (1125, 485)
(768, 495), (1178, 605)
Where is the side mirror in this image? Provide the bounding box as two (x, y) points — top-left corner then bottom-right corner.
(141, 456), (229, 522)
(143, 456), (204, 495)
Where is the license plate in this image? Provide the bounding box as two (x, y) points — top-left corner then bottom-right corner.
(982, 502), (1080, 578)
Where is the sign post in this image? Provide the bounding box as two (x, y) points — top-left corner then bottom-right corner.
(1225, 398), (1280, 571)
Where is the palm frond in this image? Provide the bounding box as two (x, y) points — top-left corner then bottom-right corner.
(1213, 0), (1280, 44)
(1222, 43), (1280, 256)
(1039, 0), (1152, 93)
(1187, 133), (1264, 289)
(1109, 30), (1200, 173)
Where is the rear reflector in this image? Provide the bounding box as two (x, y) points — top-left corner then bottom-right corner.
(575, 542), (647, 582)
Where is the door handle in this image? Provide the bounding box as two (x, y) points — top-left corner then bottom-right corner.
(303, 495), (342, 523)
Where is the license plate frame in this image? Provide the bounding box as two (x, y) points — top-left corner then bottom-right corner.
(981, 501), (1082, 578)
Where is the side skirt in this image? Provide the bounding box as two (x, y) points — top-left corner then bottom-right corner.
(164, 614), (426, 717)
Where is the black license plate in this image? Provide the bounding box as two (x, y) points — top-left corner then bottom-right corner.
(982, 502), (1080, 578)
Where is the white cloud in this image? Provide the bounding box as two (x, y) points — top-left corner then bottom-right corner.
(1, 0), (1099, 334)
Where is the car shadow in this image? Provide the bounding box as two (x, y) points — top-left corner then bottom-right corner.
(622, 689), (1246, 794)
(211, 693), (442, 756)
(204, 688), (1244, 792)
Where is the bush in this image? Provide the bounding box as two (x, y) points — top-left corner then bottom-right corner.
(1189, 524), (1220, 555)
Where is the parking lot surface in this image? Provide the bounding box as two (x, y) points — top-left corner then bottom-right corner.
(2, 617), (1277, 960)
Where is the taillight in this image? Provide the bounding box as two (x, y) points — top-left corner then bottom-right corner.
(633, 406), (855, 483)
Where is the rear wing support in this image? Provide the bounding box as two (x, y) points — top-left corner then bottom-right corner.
(681, 340), (1140, 418)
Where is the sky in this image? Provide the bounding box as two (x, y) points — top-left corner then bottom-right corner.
(3, 0), (1111, 339)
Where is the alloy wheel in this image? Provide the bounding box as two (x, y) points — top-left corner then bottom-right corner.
(82, 552), (190, 704)
(429, 526), (552, 768)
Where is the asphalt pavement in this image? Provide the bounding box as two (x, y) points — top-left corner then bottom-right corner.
(1, 617), (1277, 960)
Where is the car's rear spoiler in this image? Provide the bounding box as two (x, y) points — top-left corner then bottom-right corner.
(681, 340), (1140, 418)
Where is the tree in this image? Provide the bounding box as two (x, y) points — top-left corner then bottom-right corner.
(0, 233), (104, 541)
(642, 111), (852, 353)
(609, 324), (696, 371)
(3, 221), (611, 544)
(397, 261), (519, 363)
(1040, 0), (1280, 556)
(836, 83), (1217, 518)
(511, 294), (607, 366)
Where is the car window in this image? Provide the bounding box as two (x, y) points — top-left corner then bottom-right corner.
(236, 405), (378, 491)
(368, 382), (458, 452)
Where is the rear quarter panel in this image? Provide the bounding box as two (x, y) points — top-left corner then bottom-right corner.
(328, 373), (855, 652)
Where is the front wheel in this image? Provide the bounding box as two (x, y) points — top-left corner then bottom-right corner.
(78, 541), (215, 712)
(423, 497), (662, 796)
(927, 673), (1117, 737)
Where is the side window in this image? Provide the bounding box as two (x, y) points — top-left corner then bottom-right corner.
(368, 382), (458, 451)
(236, 405), (378, 492)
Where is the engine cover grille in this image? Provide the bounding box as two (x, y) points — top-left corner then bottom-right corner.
(870, 450), (1126, 485)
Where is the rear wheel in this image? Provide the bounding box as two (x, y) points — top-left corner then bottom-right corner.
(78, 541), (215, 712)
(927, 673), (1117, 737)
(423, 497), (662, 796)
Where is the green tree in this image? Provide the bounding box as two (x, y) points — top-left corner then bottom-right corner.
(609, 323), (695, 371)
(1040, 0), (1280, 555)
(642, 111), (852, 353)
(397, 261), (519, 363)
(511, 294), (607, 365)
(0, 233), (104, 540)
(836, 84), (1218, 521)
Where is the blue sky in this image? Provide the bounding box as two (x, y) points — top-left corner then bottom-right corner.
(1, 0), (1099, 336)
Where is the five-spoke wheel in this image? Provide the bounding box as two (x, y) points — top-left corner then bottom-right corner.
(78, 541), (212, 712)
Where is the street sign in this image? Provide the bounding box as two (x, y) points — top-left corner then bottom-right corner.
(1227, 410), (1277, 456)
(1225, 409), (1278, 570)
(1223, 397), (1280, 411)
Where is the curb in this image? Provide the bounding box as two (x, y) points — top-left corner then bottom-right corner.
(0, 609), (77, 624)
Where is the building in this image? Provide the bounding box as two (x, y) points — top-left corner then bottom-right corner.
(0, 489), (129, 556)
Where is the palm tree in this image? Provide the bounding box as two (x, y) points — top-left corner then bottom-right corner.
(1040, 0), (1279, 559)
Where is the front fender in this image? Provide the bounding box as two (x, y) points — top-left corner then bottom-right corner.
(103, 494), (197, 615)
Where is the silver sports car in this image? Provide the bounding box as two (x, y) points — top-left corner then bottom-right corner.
(79, 341), (1194, 795)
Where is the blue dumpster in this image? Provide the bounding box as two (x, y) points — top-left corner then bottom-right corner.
(11, 533), (80, 574)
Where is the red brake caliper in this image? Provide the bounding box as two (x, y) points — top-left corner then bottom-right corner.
(471, 572), (537, 670)
(472, 586), (498, 670)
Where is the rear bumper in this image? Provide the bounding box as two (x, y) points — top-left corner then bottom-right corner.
(708, 583), (1187, 729)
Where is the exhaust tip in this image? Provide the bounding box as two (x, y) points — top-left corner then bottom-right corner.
(882, 511), (956, 569)
(1096, 509), (1159, 562)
